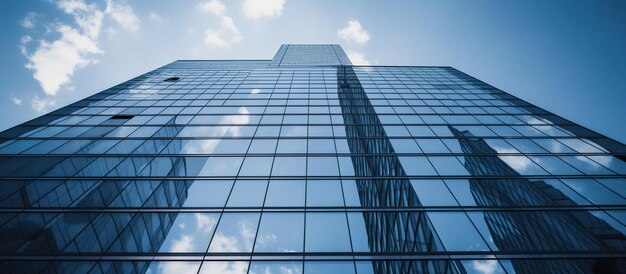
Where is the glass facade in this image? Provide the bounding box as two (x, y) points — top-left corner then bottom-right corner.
(0, 44), (625, 274)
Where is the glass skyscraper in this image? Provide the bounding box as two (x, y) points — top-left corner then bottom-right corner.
(0, 44), (625, 274)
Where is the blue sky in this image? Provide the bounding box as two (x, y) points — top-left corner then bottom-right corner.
(1, 0), (625, 143)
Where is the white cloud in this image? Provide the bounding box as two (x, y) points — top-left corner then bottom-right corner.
(346, 50), (370, 65)
(204, 16), (242, 48)
(576, 155), (612, 170)
(26, 24), (102, 95)
(496, 148), (533, 171)
(240, 221), (256, 250)
(471, 260), (500, 274)
(338, 20), (370, 44)
(12, 97), (23, 105)
(198, 0), (242, 48)
(105, 0), (140, 31)
(209, 218), (256, 253)
(209, 232), (240, 252)
(158, 261), (201, 274)
(195, 213), (218, 232)
(241, 0), (285, 19)
(181, 107), (250, 153)
(21, 12), (39, 29)
(22, 0), (138, 96)
(149, 12), (165, 22)
(57, 0), (105, 39)
(199, 261), (249, 274)
(556, 138), (614, 169)
(212, 219), (257, 252)
(183, 139), (220, 154)
(198, 0), (226, 15)
(31, 95), (56, 112)
(170, 234), (194, 252)
(248, 265), (300, 274)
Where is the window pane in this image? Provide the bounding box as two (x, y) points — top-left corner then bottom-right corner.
(198, 261), (249, 274)
(181, 139), (251, 154)
(248, 139), (277, 153)
(410, 180), (458, 206)
(239, 157), (273, 176)
(249, 261), (302, 274)
(429, 156), (470, 176)
(208, 213), (260, 253)
(561, 179), (625, 205)
(147, 261), (201, 274)
(427, 212), (489, 251)
(265, 180), (305, 207)
(226, 180), (268, 207)
(459, 260), (507, 274)
(199, 157), (243, 176)
(272, 157), (306, 176)
(306, 180), (344, 206)
(307, 157), (339, 176)
(342, 179), (361, 207)
(308, 139), (336, 153)
(305, 213), (351, 252)
(276, 139), (307, 153)
(398, 156), (436, 176)
(304, 261), (355, 274)
(347, 213), (370, 252)
(159, 213), (219, 253)
(254, 213), (304, 252)
(183, 180), (234, 207)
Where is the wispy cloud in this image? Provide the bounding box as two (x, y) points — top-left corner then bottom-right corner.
(338, 20), (370, 44)
(149, 12), (165, 22)
(20, 0), (139, 98)
(21, 12), (39, 29)
(31, 95), (56, 113)
(346, 50), (370, 65)
(209, 218), (256, 253)
(199, 0), (226, 14)
(105, 0), (140, 32)
(12, 97), (23, 105)
(162, 213), (218, 256)
(198, 0), (242, 48)
(19, 36), (33, 56)
(241, 0), (285, 19)
(254, 233), (277, 248)
(204, 16), (242, 48)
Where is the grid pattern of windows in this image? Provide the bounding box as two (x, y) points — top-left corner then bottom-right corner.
(0, 44), (624, 274)
(271, 44), (351, 67)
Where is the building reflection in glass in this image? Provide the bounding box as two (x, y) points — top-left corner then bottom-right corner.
(0, 45), (624, 274)
(449, 126), (626, 273)
(338, 66), (466, 274)
(0, 116), (194, 273)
